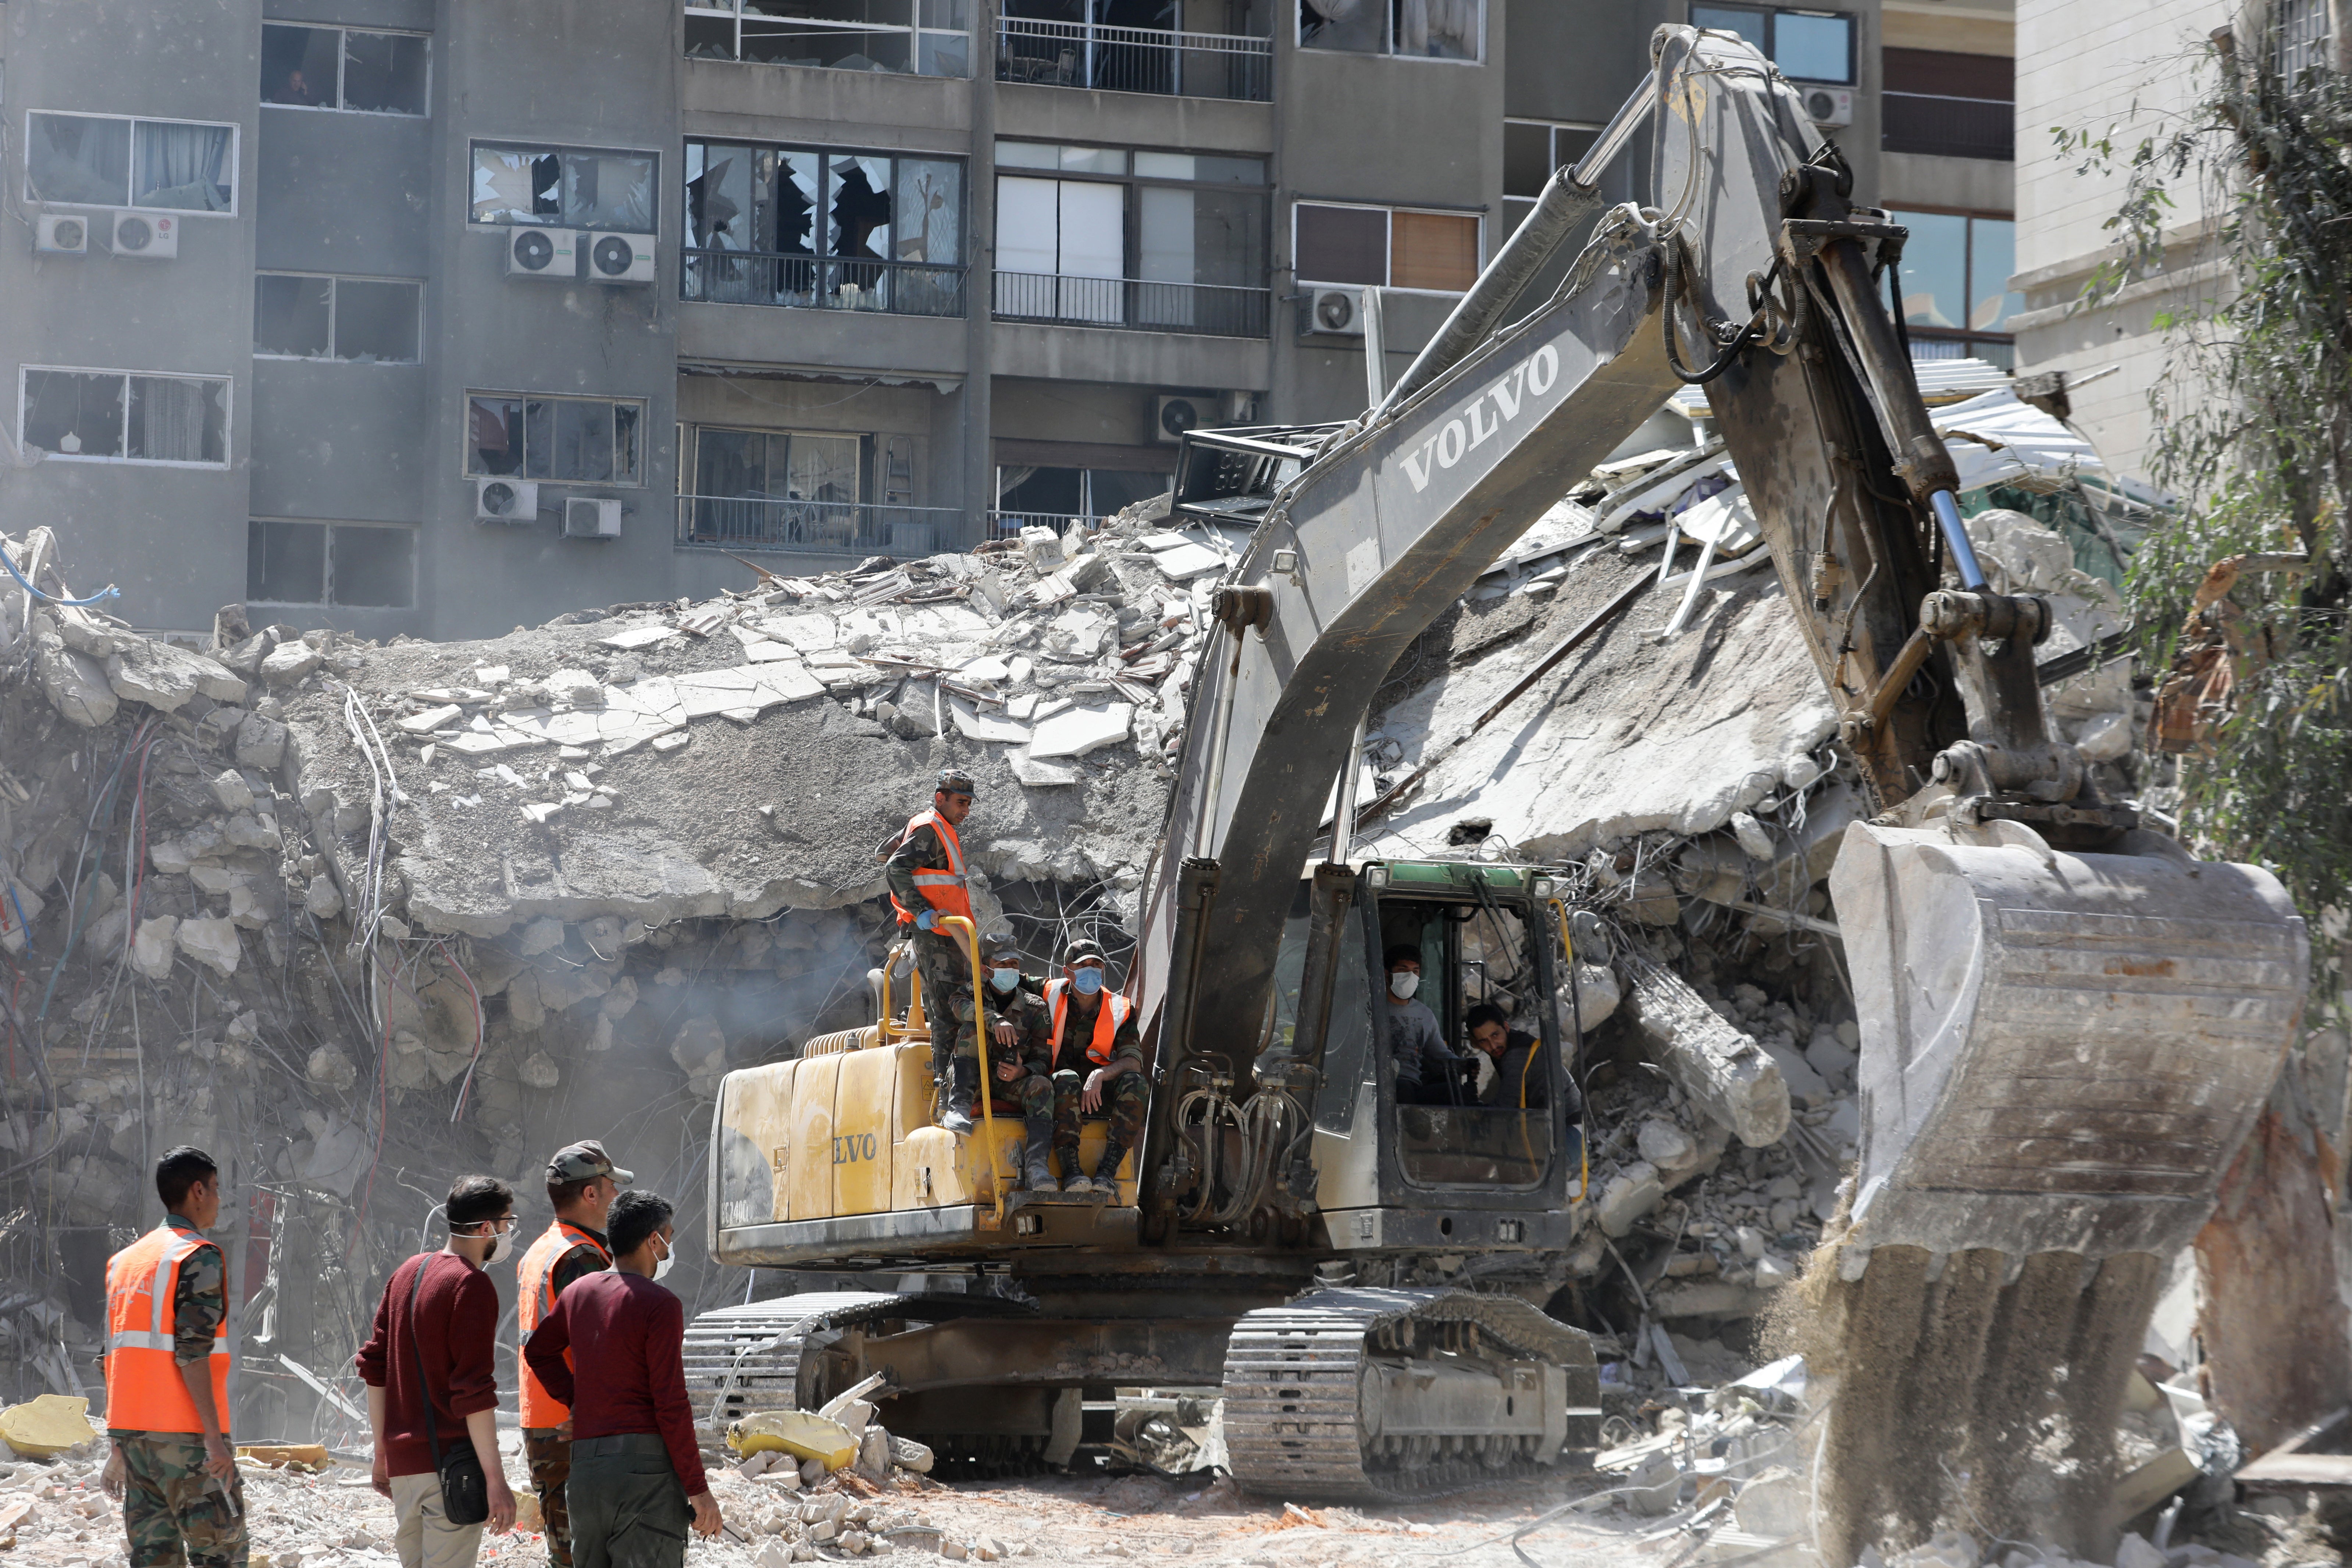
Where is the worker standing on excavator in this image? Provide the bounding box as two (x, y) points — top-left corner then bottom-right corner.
(1035, 939), (1146, 1196)
(884, 768), (984, 1133)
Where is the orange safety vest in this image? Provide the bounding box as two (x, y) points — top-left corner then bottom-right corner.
(1045, 978), (1134, 1068)
(889, 809), (973, 927)
(103, 1222), (231, 1436)
(516, 1219), (612, 1429)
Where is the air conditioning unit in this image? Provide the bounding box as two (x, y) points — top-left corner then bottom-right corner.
(583, 232), (656, 285)
(475, 477), (540, 523)
(1308, 287), (1364, 336)
(1803, 87), (1854, 127)
(35, 213), (88, 255)
(563, 497), (622, 539)
(505, 227), (578, 278)
(1155, 394), (1209, 445)
(106, 211), (177, 259)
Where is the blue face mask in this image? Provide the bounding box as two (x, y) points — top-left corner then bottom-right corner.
(1072, 966), (1104, 996)
(990, 966), (1021, 993)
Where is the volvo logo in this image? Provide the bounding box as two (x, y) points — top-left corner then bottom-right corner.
(1398, 344), (1562, 494)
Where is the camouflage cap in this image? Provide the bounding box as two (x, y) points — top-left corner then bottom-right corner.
(934, 766), (977, 797)
(548, 1140), (634, 1186)
(980, 928), (1022, 961)
(1062, 938), (1108, 969)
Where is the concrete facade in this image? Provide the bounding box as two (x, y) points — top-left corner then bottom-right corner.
(7, 0), (1906, 639)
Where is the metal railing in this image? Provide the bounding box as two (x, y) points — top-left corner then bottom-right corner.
(1881, 92), (2014, 161)
(681, 250), (967, 318)
(988, 509), (1107, 539)
(995, 16), (1270, 101)
(676, 495), (966, 556)
(992, 271), (1269, 337)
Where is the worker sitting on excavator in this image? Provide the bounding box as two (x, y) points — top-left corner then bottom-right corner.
(1383, 946), (1469, 1106)
(1028, 939), (1146, 1196)
(884, 767), (985, 1134)
(976, 929), (1056, 1188)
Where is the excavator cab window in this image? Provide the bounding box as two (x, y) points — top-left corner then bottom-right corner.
(1261, 879), (1375, 1137)
(1374, 890), (1556, 1189)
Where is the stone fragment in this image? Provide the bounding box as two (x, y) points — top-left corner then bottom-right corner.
(1804, 1026), (1856, 1084)
(1624, 871), (1681, 926)
(131, 917), (179, 980)
(305, 874), (344, 919)
(947, 698), (1031, 746)
(197, 706), (246, 750)
(218, 631), (276, 676)
(260, 641), (324, 683)
(1758, 1039), (1829, 1108)
(1635, 1118), (1695, 1173)
(210, 769), (255, 812)
(1562, 962), (1620, 1032)
(518, 917), (567, 955)
(236, 716), (289, 771)
(1028, 701), (1132, 759)
(39, 639), (120, 728)
(175, 916), (242, 977)
(601, 624), (679, 650)
(399, 704), (463, 734)
(519, 1051), (561, 1089)
(1729, 811), (1775, 862)
(1619, 960), (1790, 1147)
(1007, 749), (1082, 787)
(652, 731), (692, 753)
(106, 638), (246, 710)
(307, 1046), (359, 1091)
(1595, 1161), (1664, 1237)
(799, 1458), (827, 1486)
(85, 905), (130, 962)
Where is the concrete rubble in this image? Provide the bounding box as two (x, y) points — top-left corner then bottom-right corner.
(1, 383), (2277, 1568)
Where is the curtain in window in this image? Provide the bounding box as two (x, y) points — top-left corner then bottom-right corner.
(130, 378), (222, 463)
(28, 115), (131, 206)
(134, 123), (234, 211)
(1398, 0), (1476, 58)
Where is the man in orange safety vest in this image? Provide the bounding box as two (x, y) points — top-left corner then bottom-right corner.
(883, 767), (986, 1133)
(517, 1141), (631, 1568)
(98, 1145), (245, 1568)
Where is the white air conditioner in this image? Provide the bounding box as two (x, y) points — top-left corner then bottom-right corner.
(106, 211), (177, 259)
(582, 232), (655, 285)
(563, 497), (622, 538)
(1308, 287), (1364, 336)
(1155, 395), (1208, 445)
(1803, 87), (1854, 127)
(36, 213), (89, 255)
(475, 477), (540, 523)
(505, 227), (578, 278)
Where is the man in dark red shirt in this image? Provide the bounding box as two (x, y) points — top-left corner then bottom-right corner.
(356, 1175), (520, 1568)
(523, 1190), (721, 1568)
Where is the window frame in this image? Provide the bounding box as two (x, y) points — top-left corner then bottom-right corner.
(1501, 118), (1603, 237)
(252, 272), (425, 364)
(463, 390), (648, 487)
(1294, 0), (1486, 64)
(258, 23), (432, 117)
(246, 517), (420, 609)
(1291, 198), (1483, 296)
(687, 423), (866, 505)
(684, 137), (970, 264)
(467, 140), (663, 235)
(683, 0), (973, 80)
(1884, 203), (2019, 366)
(23, 110), (243, 217)
(1687, 4), (1857, 85)
(991, 140), (1270, 284)
(17, 365), (234, 469)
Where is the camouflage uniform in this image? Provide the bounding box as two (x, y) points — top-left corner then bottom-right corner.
(1027, 991), (1147, 1184)
(523, 1237), (610, 1568)
(113, 1232), (248, 1568)
(884, 819), (986, 1076)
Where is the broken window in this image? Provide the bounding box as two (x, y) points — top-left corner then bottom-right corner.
(466, 393), (645, 484)
(1294, 202), (1477, 292)
(1689, 5), (1854, 83)
(685, 425), (865, 543)
(21, 368), (229, 465)
(1297, 0), (1479, 60)
(683, 140), (965, 316)
(684, 0), (970, 78)
(260, 24), (429, 113)
(28, 112), (237, 212)
(247, 520), (416, 607)
(254, 275), (422, 362)
(471, 143), (657, 233)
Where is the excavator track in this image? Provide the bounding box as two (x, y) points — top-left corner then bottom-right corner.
(1220, 1288), (1600, 1502)
(683, 1291), (1043, 1430)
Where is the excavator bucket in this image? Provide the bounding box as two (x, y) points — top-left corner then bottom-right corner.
(1828, 819), (2310, 1264)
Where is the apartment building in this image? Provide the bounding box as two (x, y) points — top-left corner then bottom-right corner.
(7, 0), (1902, 640)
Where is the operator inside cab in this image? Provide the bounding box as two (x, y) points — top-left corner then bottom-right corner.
(1464, 1004), (1547, 1110)
(1382, 946), (1472, 1106)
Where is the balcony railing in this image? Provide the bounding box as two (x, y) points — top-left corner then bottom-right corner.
(993, 271), (1270, 337)
(684, 1), (971, 78)
(1882, 92), (2014, 161)
(677, 495), (966, 556)
(989, 509), (1107, 539)
(995, 16), (1270, 101)
(681, 250), (967, 318)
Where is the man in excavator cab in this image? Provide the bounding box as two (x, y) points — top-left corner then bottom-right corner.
(883, 767), (984, 1134)
(1381, 945), (1470, 1106)
(1033, 939), (1145, 1196)
(1464, 1004), (1548, 1111)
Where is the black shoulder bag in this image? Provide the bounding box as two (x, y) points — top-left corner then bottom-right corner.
(407, 1255), (491, 1526)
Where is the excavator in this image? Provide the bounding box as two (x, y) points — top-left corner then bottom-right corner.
(689, 25), (2310, 1549)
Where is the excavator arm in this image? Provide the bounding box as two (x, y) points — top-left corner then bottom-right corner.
(1136, 24), (2308, 1273)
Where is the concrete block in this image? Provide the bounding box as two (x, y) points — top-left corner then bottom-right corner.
(1620, 960), (1789, 1148)
(1596, 1161), (1664, 1236)
(175, 916), (242, 977)
(948, 697), (1031, 746)
(260, 642), (324, 683)
(106, 639), (246, 710)
(38, 640), (118, 728)
(235, 717), (289, 771)
(1029, 702), (1132, 759)
(130, 917), (178, 980)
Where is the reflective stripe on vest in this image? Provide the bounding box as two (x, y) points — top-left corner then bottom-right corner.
(516, 1219), (611, 1429)
(889, 809), (972, 926)
(103, 1223), (230, 1436)
(1045, 978), (1133, 1068)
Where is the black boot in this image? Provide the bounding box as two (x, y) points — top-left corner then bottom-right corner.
(940, 1058), (978, 1135)
(1093, 1143), (1129, 1197)
(1023, 1123), (1058, 1193)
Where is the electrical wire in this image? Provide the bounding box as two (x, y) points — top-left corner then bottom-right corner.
(0, 545), (118, 606)
(436, 940), (488, 1122)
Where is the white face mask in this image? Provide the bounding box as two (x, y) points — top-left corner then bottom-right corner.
(1389, 970), (1419, 1001)
(653, 1236), (674, 1282)
(484, 1232), (514, 1265)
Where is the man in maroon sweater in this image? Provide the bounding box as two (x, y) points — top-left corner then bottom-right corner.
(523, 1190), (720, 1568)
(357, 1175), (520, 1568)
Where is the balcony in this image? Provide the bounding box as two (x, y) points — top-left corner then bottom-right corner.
(995, 17), (1270, 102)
(677, 495), (967, 556)
(1882, 92), (2014, 161)
(683, 0), (972, 78)
(681, 250), (967, 318)
(992, 271), (1269, 337)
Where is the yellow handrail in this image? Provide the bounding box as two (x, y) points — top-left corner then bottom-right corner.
(935, 915), (1007, 1224)
(1549, 899), (1591, 1204)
